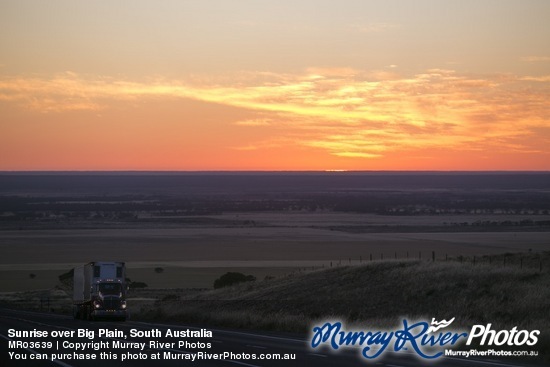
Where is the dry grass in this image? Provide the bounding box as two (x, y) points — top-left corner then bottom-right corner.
(0, 287), (72, 314)
(137, 252), (550, 360)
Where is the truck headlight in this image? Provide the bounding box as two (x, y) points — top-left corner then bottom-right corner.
(121, 301), (127, 309)
(93, 301), (101, 309)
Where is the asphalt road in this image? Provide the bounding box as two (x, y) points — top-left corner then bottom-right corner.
(0, 308), (542, 367)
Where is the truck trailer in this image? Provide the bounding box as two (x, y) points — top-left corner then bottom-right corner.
(73, 261), (128, 321)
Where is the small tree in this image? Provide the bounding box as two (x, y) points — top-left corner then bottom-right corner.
(213, 272), (256, 289)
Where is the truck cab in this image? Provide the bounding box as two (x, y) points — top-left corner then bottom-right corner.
(91, 279), (127, 319)
(73, 261), (128, 321)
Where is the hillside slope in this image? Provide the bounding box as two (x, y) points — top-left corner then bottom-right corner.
(142, 256), (549, 331)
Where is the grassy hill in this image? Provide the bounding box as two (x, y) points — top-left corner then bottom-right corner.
(139, 254), (550, 359)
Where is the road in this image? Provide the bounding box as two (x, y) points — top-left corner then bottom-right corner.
(0, 308), (542, 367)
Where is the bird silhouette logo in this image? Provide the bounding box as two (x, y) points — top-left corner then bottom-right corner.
(427, 317), (456, 333)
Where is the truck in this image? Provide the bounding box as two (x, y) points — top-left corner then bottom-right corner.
(73, 261), (128, 321)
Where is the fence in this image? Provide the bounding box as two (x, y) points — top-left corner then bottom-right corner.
(314, 251), (548, 273)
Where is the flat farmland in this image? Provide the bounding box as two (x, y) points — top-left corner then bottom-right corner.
(1, 212), (549, 291)
(1, 172), (549, 291)
(1, 220), (548, 266)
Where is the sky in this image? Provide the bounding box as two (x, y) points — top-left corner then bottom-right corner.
(1, 0), (549, 170)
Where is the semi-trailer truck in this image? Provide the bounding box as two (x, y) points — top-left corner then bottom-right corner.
(73, 261), (128, 321)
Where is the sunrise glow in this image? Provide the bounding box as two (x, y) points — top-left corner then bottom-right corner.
(1, 1), (549, 170)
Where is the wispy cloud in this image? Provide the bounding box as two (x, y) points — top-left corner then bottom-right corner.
(234, 118), (273, 127)
(1, 68), (549, 159)
(520, 75), (550, 82)
(521, 56), (550, 63)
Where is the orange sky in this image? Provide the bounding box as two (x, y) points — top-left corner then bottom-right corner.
(1, 1), (549, 170)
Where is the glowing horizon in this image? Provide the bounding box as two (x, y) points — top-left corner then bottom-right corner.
(1, 1), (549, 171)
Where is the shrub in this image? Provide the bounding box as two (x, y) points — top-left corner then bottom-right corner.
(213, 272), (256, 289)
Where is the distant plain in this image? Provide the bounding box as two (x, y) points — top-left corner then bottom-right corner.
(1, 172), (549, 290)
